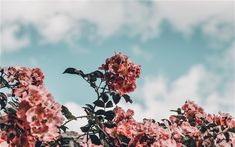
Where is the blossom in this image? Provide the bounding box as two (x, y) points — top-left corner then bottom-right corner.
(100, 53), (141, 95)
(104, 103), (235, 147)
(1, 65), (235, 147)
(0, 67), (63, 146)
(181, 100), (206, 125)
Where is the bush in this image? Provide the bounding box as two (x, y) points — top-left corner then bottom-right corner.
(0, 53), (234, 147)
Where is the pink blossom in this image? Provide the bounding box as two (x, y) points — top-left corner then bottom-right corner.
(100, 53), (141, 95)
(1, 67), (63, 146)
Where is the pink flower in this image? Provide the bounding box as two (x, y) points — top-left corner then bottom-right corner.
(182, 100), (206, 125)
(1, 66), (63, 145)
(180, 121), (200, 137)
(100, 53), (141, 95)
(0, 133), (7, 144)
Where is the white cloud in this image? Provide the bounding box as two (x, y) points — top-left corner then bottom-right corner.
(124, 42), (235, 121)
(64, 62), (233, 127)
(64, 102), (87, 133)
(38, 13), (77, 43)
(131, 46), (153, 61)
(154, 1), (234, 35)
(121, 64), (234, 122)
(121, 65), (210, 121)
(1, 24), (30, 52)
(61, 42), (234, 130)
(1, 0), (234, 51)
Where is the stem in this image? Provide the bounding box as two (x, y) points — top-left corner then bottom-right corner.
(61, 115), (88, 127)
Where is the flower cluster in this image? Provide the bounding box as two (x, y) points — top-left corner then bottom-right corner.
(99, 53), (141, 95)
(103, 101), (235, 147)
(1, 53), (234, 147)
(0, 67), (63, 146)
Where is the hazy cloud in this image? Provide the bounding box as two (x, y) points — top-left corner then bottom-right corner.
(1, 0), (234, 52)
(1, 24), (30, 52)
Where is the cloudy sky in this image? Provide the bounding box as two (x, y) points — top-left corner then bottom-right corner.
(1, 0), (235, 132)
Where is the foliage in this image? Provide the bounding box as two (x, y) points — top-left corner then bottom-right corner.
(0, 53), (234, 147)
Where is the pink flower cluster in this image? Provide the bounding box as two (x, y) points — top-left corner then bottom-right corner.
(99, 53), (141, 95)
(104, 101), (235, 147)
(0, 67), (63, 146)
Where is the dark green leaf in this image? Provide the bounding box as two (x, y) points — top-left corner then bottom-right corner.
(48, 141), (58, 147)
(6, 107), (17, 114)
(8, 101), (18, 109)
(104, 122), (116, 128)
(106, 101), (113, 108)
(8, 133), (15, 140)
(90, 82), (96, 88)
(35, 141), (42, 147)
(60, 137), (71, 146)
(224, 132), (230, 142)
(95, 109), (105, 115)
(105, 110), (115, 121)
(98, 132), (105, 140)
(207, 123), (217, 128)
(122, 94), (133, 103)
(170, 108), (182, 114)
(118, 134), (130, 144)
(188, 138), (196, 147)
(174, 114), (187, 121)
(89, 135), (101, 145)
(97, 116), (104, 121)
(161, 119), (171, 125)
(0, 77), (8, 88)
(112, 93), (121, 104)
(60, 125), (68, 132)
(200, 125), (207, 133)
(80, 124), (90, 132)
(101, 93), (109, 103)
(228, 128), (235, 133)
(61, 105), (76, 120)
(87, 74), (97, 82)
(63, 68), (85, 77)
(0, 92), (7, 110)
(85, 104), (94, 111)
(93, 100), (105, 107)
(93, 70), (104, 78)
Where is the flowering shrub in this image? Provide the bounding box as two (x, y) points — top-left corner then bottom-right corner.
(99, 53), (141, 95)
(0, 52), (234, 147)
(0, 67), (63, 146)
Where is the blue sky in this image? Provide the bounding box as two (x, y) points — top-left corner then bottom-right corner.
(1, 0), (235, 128)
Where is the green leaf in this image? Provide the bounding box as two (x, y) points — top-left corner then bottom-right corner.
(93, 70), (104, 78)
(61, 105), (76, 120)
(95, 109), (106, 115)
(122, 94), (133, 103)
(85, 104), (94, 111)
(112, 93), (121, 104)
(200, 125), (207, 133)
(60, 125), (68, 132)
(170, 108), (182, 114)
(87, 73), (97, 82)
(105, 101), (113, 108)
(224, 132), (230, 142)
(101, 93), (109, 103)
(105, 110), (115, 121)
(80, 124), (90, 132)
(118, 134), (130, 144)
(228, 128), (235, 133)
(63, 68), (85, 77)
(89, 135), (101, 145)
(104, 122), (116, 128)
(93, 100), (105, 107)
(0, 92), (7, 110)
(0, 77), (8, 88)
